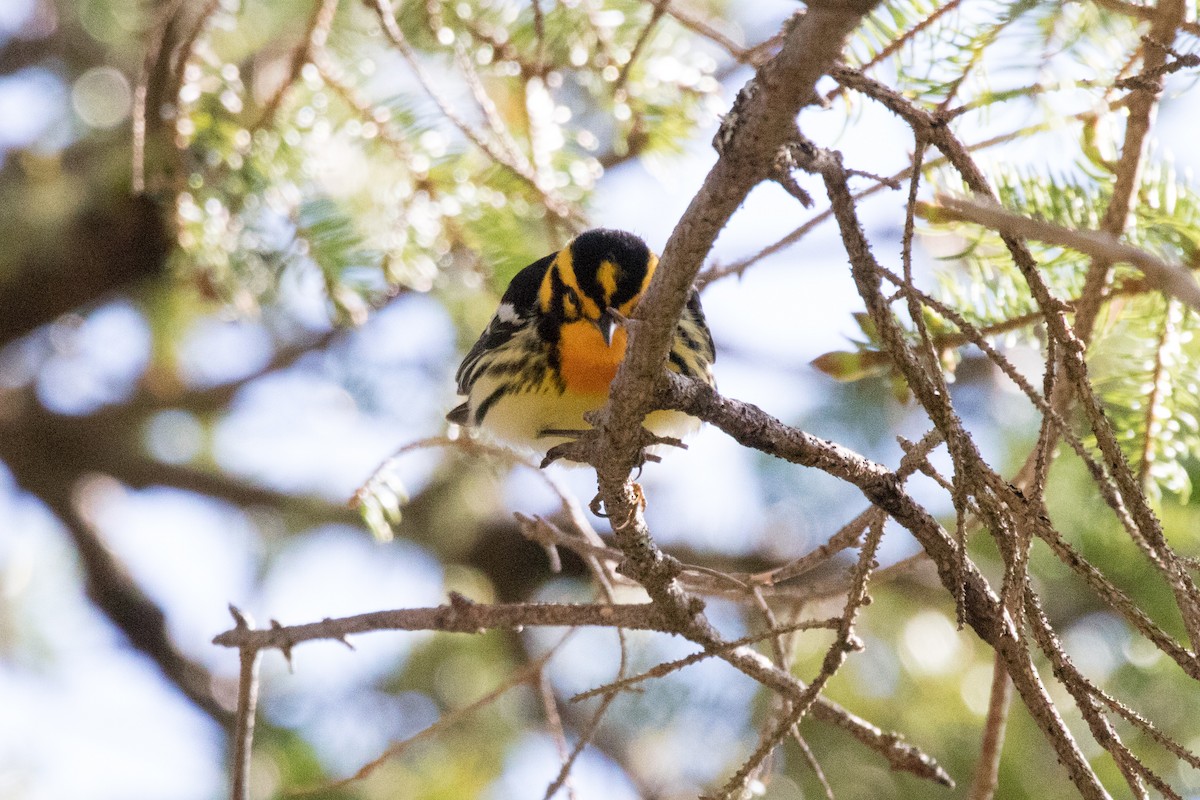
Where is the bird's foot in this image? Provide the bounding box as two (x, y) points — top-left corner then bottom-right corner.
(539, 425), (685, 470)
(588, 482), (647, 525)
(539, 427), (599, 468)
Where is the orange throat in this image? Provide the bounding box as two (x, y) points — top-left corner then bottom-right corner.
(556, 320), (628, 394)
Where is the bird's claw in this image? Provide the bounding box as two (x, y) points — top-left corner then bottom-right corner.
(539, 427), (600, 468)
(539, 424), (683, 469)
(631, 482), (647, 512)
(588, 482), (647, 524)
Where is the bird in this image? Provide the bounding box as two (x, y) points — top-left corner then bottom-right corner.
(447, 228), (715, 453)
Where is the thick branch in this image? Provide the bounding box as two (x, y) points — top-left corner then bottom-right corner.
(0, 394), (357, 522)
(544, 0), (889, 745)
(2, 443), (234, 727)
(537, 6), (964, 789)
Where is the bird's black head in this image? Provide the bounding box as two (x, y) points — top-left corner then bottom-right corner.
(537, 229), (657, 330)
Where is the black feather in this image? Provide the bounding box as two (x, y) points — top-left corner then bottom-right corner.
(453, 252), (556, 396)
(500, 251), (556, 311)
(446, 401), (470, 425)
(685, 289), (716, 362)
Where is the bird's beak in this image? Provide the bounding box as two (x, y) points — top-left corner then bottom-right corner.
(595, 308), (618, 347)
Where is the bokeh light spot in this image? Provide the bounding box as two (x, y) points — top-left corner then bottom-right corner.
(0, 68), (67, 150)
(144, 410), (205, 465)
(901, 610), (963, 677)
(960, 661), (996, 715)
(71, 66), (132, 129)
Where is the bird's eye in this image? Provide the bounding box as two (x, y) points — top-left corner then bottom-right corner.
(562, 288), (580, 317)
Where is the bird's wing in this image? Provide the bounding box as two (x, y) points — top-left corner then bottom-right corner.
(454, 251), (556, 395)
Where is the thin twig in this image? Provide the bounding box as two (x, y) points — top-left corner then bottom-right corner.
(229, 608), (262, 800)
(616, 0), (670, 91)
(928, 195), (1200, 313)
(539, 540), (629, 800)
(825, 0), (964, 102)
(539, 669), (579, 800)
(253, 0), (340, 132)
(697, 119), (1065, 287)
(369, 0), (578, 222)
(304, 634), (572, 792)
(1089, 685), (1200, 771)
(454, 39), (531, 172)
(542, 686), (617, 800)
(753, 508), (874, 586)
(313, 51), (416, 162)
(795, 732), (837, 800)
(568, 618), (842, 703)
(719, 515), (885, 797)
(744, 591), (825, 795)
(967, 652), (1012, 800)
(659, 1), (751, 64)
(901, 137), (974, 626)
(755, 429), (941, 586)
(1137, 298), (1177, 488)
(360, 435), (611, 557)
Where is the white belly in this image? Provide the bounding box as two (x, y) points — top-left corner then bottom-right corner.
(470, 380), (701, 452)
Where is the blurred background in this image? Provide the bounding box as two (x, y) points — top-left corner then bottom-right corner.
(1, 0), (1199, 798)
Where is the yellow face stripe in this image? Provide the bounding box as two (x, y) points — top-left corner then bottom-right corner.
(596, 259), (618, 301)
(613, 252), (657, 316)
(555, 246), (577, 298)
(537, 248), (567, 313)
(569, 245), (602, 318)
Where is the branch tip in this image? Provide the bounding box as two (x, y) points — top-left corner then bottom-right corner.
(228, 604), (252, 629)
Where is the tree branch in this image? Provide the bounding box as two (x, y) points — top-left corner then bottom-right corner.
(656, 372), (1111, 799)
(0, 193), (170, 348)
(967, 652), (1013, 800)
(593, 3), (884, 482)
(1075, 0), (1188, 342)
(833, 61), (1200, 651)
(926, 194), (1200, 312)
(213, 598), (677, 650)
(2, 448), (235, 727)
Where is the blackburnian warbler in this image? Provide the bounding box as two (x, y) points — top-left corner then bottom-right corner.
(448, 228), (715, 451)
